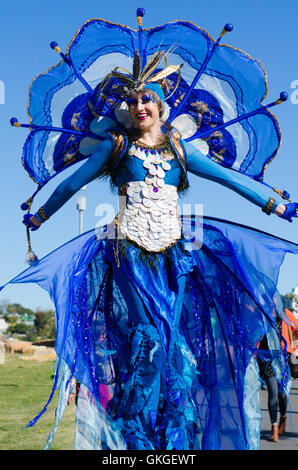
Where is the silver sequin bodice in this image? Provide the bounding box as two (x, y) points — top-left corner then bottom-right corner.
(117, 143), (181, 252)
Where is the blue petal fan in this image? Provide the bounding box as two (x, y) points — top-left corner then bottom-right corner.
(11, 8), (290, 212)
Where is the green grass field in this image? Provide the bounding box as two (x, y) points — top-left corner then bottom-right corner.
(0, 354), (76, 450)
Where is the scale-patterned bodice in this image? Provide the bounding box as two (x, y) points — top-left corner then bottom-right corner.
(117, 143), (181, 252)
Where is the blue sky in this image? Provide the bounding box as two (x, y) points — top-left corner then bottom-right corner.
(0, 0), (297, 311)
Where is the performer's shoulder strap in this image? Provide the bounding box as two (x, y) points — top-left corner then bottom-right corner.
(168, 128), (189, 192)
(169, 128), (187, 170)
(105, 128), (128, 172)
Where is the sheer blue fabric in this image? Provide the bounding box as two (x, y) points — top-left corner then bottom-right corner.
(1, 216), (297, 450)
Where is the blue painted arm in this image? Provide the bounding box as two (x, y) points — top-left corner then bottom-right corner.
(182, 140), (281, 212)
(34, 138), (113, 221)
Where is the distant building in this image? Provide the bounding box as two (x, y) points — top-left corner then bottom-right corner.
(18, 314), (35, 325)
(3, 312), (35, 325)
(293, 285), (298, 297)
(289, 285), (298, 319)
(0, 318), (8, 333)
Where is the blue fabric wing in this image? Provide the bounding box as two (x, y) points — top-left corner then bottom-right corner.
(1, 217), (297, 449)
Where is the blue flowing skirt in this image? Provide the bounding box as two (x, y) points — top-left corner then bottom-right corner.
(2, 216), (298, 450)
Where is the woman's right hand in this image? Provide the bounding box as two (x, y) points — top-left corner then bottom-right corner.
(22, 213), (41, 231)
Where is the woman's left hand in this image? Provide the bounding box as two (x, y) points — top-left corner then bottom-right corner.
(279, 203), (298, 223)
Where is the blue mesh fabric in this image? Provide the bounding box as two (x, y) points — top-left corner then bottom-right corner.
(1, 216), (297, 450)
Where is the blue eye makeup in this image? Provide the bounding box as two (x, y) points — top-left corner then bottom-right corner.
(126, 98), (138, 106)
(126, 94), (154, 106)
(142, 94), (153, 103)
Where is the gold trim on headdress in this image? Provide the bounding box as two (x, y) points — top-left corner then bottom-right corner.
(97, 48), (183, 99)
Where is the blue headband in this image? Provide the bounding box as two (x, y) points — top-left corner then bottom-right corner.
(143, 83), (165, 102)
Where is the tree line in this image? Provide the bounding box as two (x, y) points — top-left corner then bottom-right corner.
(0, 300), (55, 341)
(1, 292), (297, 343)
